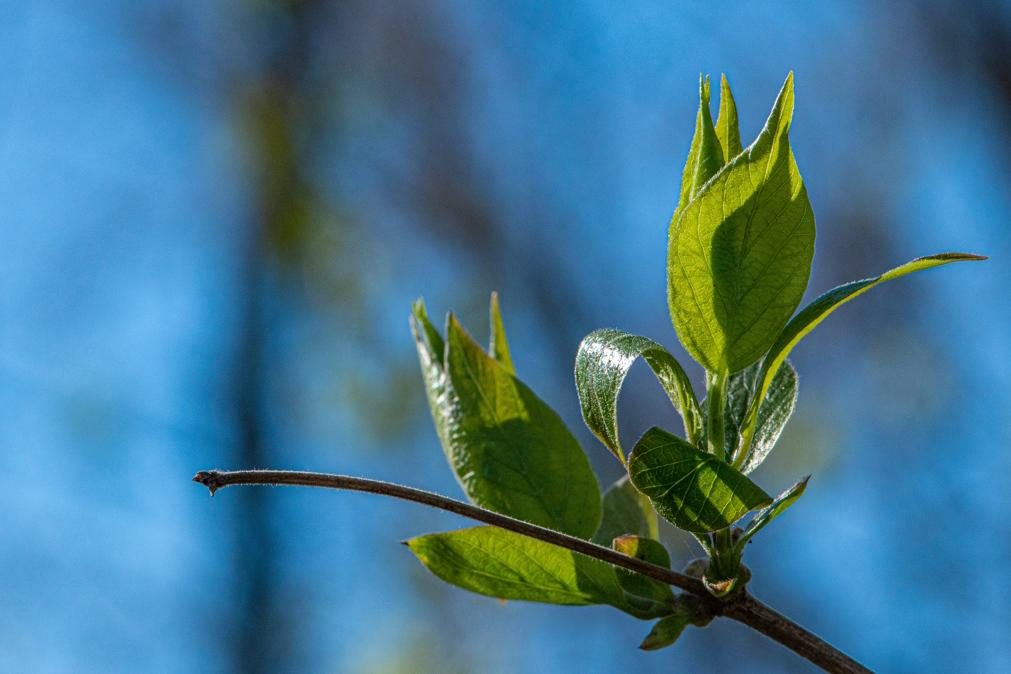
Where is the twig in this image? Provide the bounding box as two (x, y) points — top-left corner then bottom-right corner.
(193, 469), (871, 674)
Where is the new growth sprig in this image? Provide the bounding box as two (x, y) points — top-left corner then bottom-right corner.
(195, 73), (984, 673)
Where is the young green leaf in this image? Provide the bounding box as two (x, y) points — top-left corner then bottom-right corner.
(639, 613), (690, 651)
(628, 427), (771, 533)
(676, 75), (724, 216)
(638, 595), (712, 651)
(409, 526), (670, 619)
(668, 72), (815, 375)
(445, 316), (602, 538)
(575, 328), (703, 461)
(592, 475), (659, 545)
(411, 300), (451, 449)
(735, 475), (809, 552)
(413, 308), (602, 539)
(740, 361), (798, 473)
(488, 292), (515, 375)
(612, 535), (675, 604)
(715, 74), (742, 160)
(740, 252), (987, 453)
(407, 526), (625, 607)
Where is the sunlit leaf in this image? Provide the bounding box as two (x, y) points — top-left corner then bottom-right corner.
(715, 73), (742, 160)
(735, 476), (809, 552)
(628, 427), (771, 533)
(668, 72), (815, 374)
(407, 526), (624, 606)
(412, 307), (601, 538)
(676, 75), (723, 216)
(741, 253), (986, 450)
(488, 292), (515, 375)
(575, 329), (703, 461)
(409, 526), (669, 619)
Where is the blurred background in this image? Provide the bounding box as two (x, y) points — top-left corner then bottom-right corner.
(2, 1), (1009, 672)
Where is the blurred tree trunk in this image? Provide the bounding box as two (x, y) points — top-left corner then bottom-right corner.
(229, 1), (322, 671)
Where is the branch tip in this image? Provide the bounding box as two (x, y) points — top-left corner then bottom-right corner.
(192, 470), (223, 496)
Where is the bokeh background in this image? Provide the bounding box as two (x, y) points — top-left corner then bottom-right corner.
(3, 1), (1009, 672)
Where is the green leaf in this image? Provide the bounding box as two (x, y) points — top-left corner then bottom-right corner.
(715, 74), (742, 160)
(740, 252), (987, 451)
(638, 595), (712, 651)
(628, 427), (771, 533)
(676, 75), (724, 216)
(668, 72), (816, 374)
(412, 305), (602, 538)
(443, 314), (601, 538)
(741, 361), (798, 473)
(639, 613), (690, 651)
(592, 475), (658, 545)
(612, 535), (675, 604)
(408, 526), (669, 619)
(411, 300), (451, 449)
(407, 526), (625, 607)
(735, 475), (809, 552)
(488, 292), (515, 375)
(575, 329), (704, 462)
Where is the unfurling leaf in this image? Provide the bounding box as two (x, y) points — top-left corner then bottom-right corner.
(740, 361), (798, 473)
(638, 595), (712, 651)
(612, 535), (675, 604)
(412, 304), (601, 538)
(736, 476), (810, 552)
(740, 252), (986, 450)
(668, 72), (815, 375)
(639, 613), (690, 651)
(575, 328), (703, 461)
(628, 427), (771, 533)
(593, 475), (658, 545)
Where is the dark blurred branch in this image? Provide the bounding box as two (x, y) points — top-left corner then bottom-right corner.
(193, 469), (870, 674)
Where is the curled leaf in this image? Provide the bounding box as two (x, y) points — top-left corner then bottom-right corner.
(576, 328), (703, 462)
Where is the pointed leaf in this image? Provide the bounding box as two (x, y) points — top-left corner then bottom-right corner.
(592, 475), (658, 545)
(576, 329), (703, 462)
(628, 427), (771, 533)
(736, 475), (809, 552)
(741, 252), (987, 448)
(715, 74), (742, 160)
(411, 300), (451, 449)
(413, 309), (602, 538)
(668, 72), (816, 374)
(676, 75), (724, 215)
(639, 613), (690, 651)
(407, 526), (625, 607)
(444, 316), (602, 538)
(488, 292), (515, 375)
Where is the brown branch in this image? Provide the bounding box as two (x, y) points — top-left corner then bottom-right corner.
(192, 469), (871, 674)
